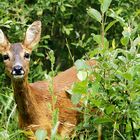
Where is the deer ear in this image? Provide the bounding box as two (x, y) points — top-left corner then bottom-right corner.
(0, 29), (10, 53)
(23, 21), (41, 51)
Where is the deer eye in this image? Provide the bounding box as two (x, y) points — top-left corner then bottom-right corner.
(3, 54), (9, 61)
(24, 52), (30, 59)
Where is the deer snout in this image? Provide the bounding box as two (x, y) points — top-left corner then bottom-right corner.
(12, 65), (25, 78)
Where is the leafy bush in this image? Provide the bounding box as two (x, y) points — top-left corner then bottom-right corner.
(72, 45), (140, 139)
(70, 0), (140, 139)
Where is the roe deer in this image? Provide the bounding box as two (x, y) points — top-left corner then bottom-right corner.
(0, 21), (96, 139)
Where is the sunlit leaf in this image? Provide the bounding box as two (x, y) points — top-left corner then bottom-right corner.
(132, 36), (140, 47)
(94, 117), (112, 124)
(105, 105), (115, 115)
(101, 0), (112, 13)
(71, 92), (82, 104)
(77, 70), (87, 81)
(75, 59), (88, 71)
(92, 34), (109, 48)
(122, 26), (131, 38)
(87, 7), (101, 23)
(51, 122), (59, 140)
(122, 72), (132, 81)
(105, 20), (118, 32)
(52, 109), (59, 126)
(121, 37), (129, 46)
(72, 81), (87, 95)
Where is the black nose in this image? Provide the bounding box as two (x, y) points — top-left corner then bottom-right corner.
(12, 65), (23, 75)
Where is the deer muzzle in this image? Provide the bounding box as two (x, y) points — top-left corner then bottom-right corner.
(12, 65), (25, 79)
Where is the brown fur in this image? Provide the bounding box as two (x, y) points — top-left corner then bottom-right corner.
(0, 21), (97, 139)
(14, 60), (95, 138)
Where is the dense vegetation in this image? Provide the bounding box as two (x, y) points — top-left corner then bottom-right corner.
(0, 0), (140, 139)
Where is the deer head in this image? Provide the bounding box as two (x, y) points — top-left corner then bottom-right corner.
(0, 21), (41, 81)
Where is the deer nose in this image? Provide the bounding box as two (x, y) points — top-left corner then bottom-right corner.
(12, 65), (24, 75)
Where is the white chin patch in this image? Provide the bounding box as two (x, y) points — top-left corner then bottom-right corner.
(13, 75), (24, 79)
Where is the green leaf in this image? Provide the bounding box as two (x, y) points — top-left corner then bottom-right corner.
(132, 36), (140, 47)
(91, 81), (100, 95)
(108, 9), (126, 26)
(52, 109), (59, 126)
(122, 72), (132, 81)
(92, 34), (109, 48)
(105, 105), (115, 115)
(112, 39), (116, 49)
(64, 4), (73, 8)
(91, 99), (102, 107)
(35, 53), (45, 57)
(51, 122), (60, 140)
(94, 117), (112, 124)
(74, 59), (88, 71)
(37, 45), (49, 49)
(60, 5), (66, 12)
(35, 129), (47, 140)
(87, 7), (101, 23)
(122, 27), (131, 38)
(105, 20), (118, 33)
(71, 92), (82, 105)
(101, 0), (112, 13)
(118, 56), (127, 63)
(71, 81), (88, 104)
(62, 24), (73, 35)
(72, 81), (88, 95)
(37, 9), (43, 16)
(126, 122), (132, 132)
(121, 37), (129, 46)
(77, 70), (87, 81)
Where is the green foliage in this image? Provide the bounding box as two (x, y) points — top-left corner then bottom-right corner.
(87, 8), (102, 23)
(72, 45), (140, 139)
(0, 0), (140, 139)
(70, 1), (140, 139)
(100, 0), (112, 13)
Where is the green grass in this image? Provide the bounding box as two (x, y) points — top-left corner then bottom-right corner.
(0, 86), (26, 140)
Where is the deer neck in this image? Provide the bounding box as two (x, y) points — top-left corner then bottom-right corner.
(12, 77), (41, 126)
